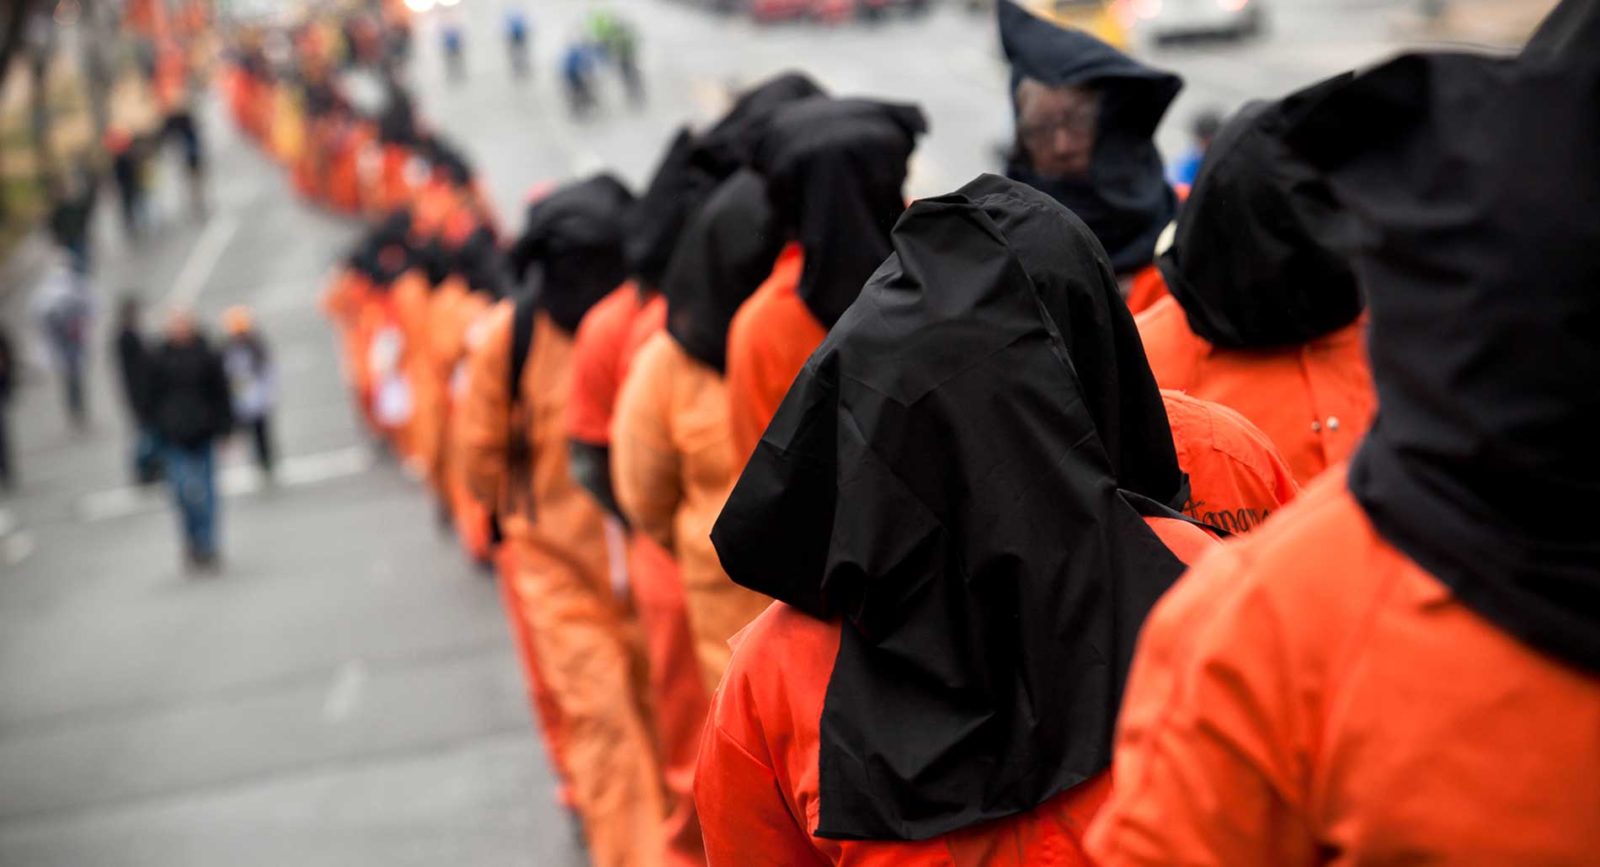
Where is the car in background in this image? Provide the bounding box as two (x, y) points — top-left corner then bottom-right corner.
(1134, 0), (1266, 42)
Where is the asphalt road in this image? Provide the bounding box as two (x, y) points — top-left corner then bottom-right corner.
(0, 1), (1499, 863)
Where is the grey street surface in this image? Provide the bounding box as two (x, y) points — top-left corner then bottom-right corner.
(0, 1), (1510, 863)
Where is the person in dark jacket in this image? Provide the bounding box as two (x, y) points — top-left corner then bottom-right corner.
(0, 326), (15, 492)
(113, 296), (161, 485)
(146, 307), (233, 571)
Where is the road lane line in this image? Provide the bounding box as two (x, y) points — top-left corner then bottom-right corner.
(166, 214), (242, 306)
(76, 445), (378, 523)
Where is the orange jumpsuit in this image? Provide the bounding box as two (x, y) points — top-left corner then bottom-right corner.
(613, 332), (758, 694)
(391, 269), (438, 472)
(458, 304), (666, 867)
(1087, 468), (1600, 865)
(1123, 264), (1170, 316)
(429, 279), (497, 559)
(1161, 390), (1298, 533)
(696, 516), (1218, 866)
(724, 244), (811, 463)
(1138, 295), (1375, 486)
(571, 286), (706, 867)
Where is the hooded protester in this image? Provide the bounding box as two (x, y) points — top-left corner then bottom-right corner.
(440, 227), (508, 564)
(222, 306), (278, 475)
(696, 175), (1218, 863)
(612, 167), (787, 695)
(572, 78), (822, 865)
(455, 173), (667, 867)
(1088, 5), (1600, 863)
(566, 129), (705, 867)
(1137, 84), (1375, 486)
(999, 0), (1181, 314)
(724, 96), (927, 462)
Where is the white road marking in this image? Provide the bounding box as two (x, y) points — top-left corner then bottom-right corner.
(4, 532), (35, 567)
(321, 659), (369, 723)
(165, 214), (242, 306)
(76, 446), (377, 523)
(276, 446), (375, 487)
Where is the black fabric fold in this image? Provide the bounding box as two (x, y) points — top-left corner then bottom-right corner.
(624, 128), (700, 292)
(662, 169), (785, 372)
(1283, 0), (1600, 673)
(712, 174), (1188, 840)
(1157, 77), (1364, 348)
(754, 97), (927, 328)
(998, 0), (1180, 275)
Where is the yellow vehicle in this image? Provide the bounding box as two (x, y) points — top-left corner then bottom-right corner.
(1026, 0), (1131, 49)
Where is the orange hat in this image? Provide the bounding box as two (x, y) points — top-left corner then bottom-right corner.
(223, 306), (255, 336)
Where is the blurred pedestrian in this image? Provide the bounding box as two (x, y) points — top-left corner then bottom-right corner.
(155, 43), (208, 219)
(0, 326), (15, 493)
(30, 254), (95, 431)
(442, 18), (466, 81)
(1167, 108), (1222, 187)
(106, 127), (149, 242)
(561, 41), (598, 117)
(999, 0), (1182, 314)
(221, 306), (278, 476)
(146, 308), (233, 572)
(592, 13), (642, 105)
(114, 296), (162, 485)
(505, 6), (531, 77)
(45, 163), (99, 273)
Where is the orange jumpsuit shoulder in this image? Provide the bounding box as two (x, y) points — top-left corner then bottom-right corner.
(1088, 469), (1600, 867)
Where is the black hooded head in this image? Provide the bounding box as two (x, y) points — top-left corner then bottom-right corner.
(753, 97), (928, 329)
(693, 72), (827, 178)
(1159, 77), (1364, 348)
(510, 174), (636, 333)
(999, 0), (1181, 275)
(625, 128), (700, 293)
(459, 225), (506, 297)
(712, 174), (1188, 840)
(662, 169), (786, 373)
(1283, 0), (1600, 673)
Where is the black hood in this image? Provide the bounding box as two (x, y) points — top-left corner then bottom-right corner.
(712, 174), (1188, 841)
(631, 74), (823, 300)
(1159, 78), (1364, 348)
(1284, 0), (1600, 673)
(754, 97), (927, 329)
(509, 174), (636, 333)
(693, 72), (827, 178)
(662, 169), (785, 373)
(625, 128), (700, 292)
(999, 0), (1181, 274)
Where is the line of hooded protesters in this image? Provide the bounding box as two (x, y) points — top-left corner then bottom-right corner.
(230, 0), (1598, 864)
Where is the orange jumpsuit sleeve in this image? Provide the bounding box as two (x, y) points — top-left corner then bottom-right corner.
(612, 335), (684, 553)
(455, 302), (516, 510)
(1085, 542), (1321, 867)
(697, 716), (827, 867)
(1134, 296), (1205, 393)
